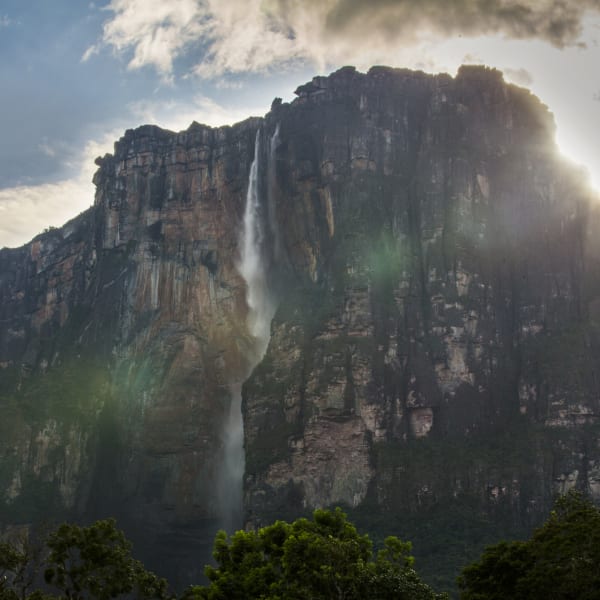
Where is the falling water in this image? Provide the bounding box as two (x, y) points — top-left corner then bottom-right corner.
(217, 126), (280, 533)
(267, 124), (282, 263)
(238, 129), (278, 357)
(217, 383), (244, 534)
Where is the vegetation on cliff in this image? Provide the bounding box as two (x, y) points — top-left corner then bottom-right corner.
(458, 491), (600, 599)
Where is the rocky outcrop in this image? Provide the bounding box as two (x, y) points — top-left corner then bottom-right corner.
(1, 65), (600, 590)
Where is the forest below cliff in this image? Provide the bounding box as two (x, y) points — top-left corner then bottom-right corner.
(2, 492), (599, 599)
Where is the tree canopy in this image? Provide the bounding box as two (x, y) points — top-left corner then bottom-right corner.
(185, 507), (447, 600)
(1, 510), (447, 599)
(457, 490), (600, 600)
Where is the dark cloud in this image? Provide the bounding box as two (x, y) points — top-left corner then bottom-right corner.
(311, 0), (600, 47)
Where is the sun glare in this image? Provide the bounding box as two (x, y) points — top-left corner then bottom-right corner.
(425, 22), (600, 196)
(555, 130), (600, 194)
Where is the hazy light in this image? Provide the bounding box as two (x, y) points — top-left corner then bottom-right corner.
(413, 16), (600, 193)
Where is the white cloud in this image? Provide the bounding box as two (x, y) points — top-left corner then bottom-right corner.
(81, 43), (98, 62)
(128, 94), (268, 131)
(99, 0), (208, 78)
(0, 180), (93, 249)
(190, 0), (307, 78)
(94, 0), (600, 80)
(0, 132), (118, 249)
(37, 139), (57, 158)
(0, 14), (11, 27)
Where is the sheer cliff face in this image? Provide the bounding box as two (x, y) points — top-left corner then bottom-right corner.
(1, 66), (600, 586)
(0, 119), (260, 581)
(243, 67), (600, 540)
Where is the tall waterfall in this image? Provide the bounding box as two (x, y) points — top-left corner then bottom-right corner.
(217, 126), (280, 533)
(238, 129), (278, 357)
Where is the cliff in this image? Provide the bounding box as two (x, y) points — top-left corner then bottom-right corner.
(1, 65), (600, 590)
(243, 66), (600, 585)
(0, 120), (260, 583)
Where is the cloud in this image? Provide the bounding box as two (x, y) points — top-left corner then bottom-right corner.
(0, 180), (93, 249)
(0, 133), (118, 249)
(96, 0), (208, 78)
(0, 14), (11, 27)
(37, 139), (58, 158)
(190, 0), (306, 77)
(127, 93), (269, 131)
(81, 43), (98, 62)
(502, 66), (534, 86)
(94, 0), (600, 78)
(316, 0), (599, 47)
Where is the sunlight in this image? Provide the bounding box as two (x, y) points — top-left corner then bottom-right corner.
(422, 20), (600, 196)
(555, 129), (599, 193)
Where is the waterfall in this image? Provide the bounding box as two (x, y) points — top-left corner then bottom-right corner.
(217, 126), (280, 533)
(267, 124), (282, 263)
(238, 129), (278, 356)
(217, 383), (244, 534)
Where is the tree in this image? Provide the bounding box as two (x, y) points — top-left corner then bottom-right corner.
(43, 519), (170, 600)
(1, 519), (169, 600)
(358, 537), (449, 600)
(185, 507), (446, 600)
(458, 490), (600, 599)
(0, 529), (48, 600)
(0, 540), (28, 600)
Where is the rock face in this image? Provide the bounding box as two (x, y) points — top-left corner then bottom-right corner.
(1, 65), (600, 589)
(243, 66), (600, 582)
(0, 120), (260, 583)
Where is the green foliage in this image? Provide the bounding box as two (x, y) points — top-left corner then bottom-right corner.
(1, 511), (449, 600)
(0, 540), (28, 600)
(191, 507), (447, 600)
(0, 359), (116, 518)
(362, 421), (565, 586)
(348, 494), (525, 596)
(1, 519), (170, 600)
(359, 538), (448, 600)
(458, 490), (600, 599)
(19, 360), (111, 424)
(44, 519), (170, 600)
(0, 529), (49, 600)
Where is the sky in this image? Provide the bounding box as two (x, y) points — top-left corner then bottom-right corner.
(1, 0), (600, 248)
